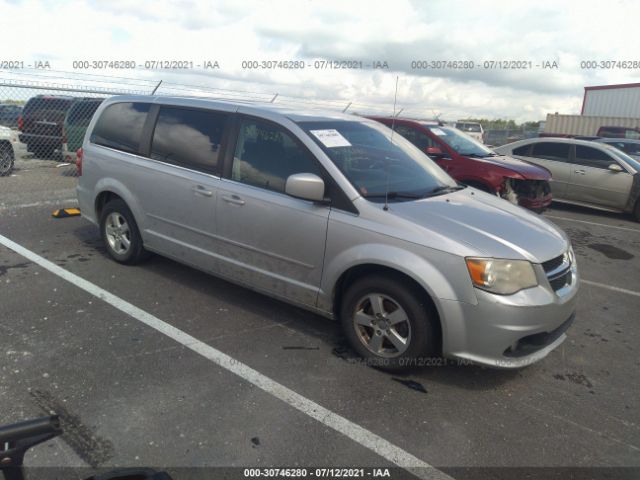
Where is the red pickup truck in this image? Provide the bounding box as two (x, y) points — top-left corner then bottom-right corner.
(369, 117), (552, 211)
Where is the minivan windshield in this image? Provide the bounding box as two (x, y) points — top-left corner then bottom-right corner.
(298, 120), (458, 201)
(424, 125), (493, 157)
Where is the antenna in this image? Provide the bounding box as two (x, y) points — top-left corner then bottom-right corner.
(151, 80), (162, 95)
(384, 76), (400, 212)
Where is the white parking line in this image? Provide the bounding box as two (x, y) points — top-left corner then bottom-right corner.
(545, 215), (640, 234)
(0, 233), (451, 480)
(582, 280), (640, 298)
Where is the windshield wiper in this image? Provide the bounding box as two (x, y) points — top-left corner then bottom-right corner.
(423, 185), (466, 197)
(363, 191), (424, 199)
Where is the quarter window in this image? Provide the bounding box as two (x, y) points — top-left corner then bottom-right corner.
(575, 146), (617, 169)
(231, 119), (322, 193)
(90, 102), (150, 154)
(151, 107), (228, 172)
(531, 142), (570, 162)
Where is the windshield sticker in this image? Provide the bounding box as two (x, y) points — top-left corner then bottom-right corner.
(310, 129), (352, 148)
(430, 128), (447, 136)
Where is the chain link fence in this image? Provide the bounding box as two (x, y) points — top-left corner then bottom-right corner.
(0, 76), (155, 175)
(0, 70), (540, 177)
(484, 128), (539, 147)
(0, 71), (427, 176)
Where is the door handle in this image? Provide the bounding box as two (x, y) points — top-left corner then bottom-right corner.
(222, 194), (245, 206)
(192, 185), (213, 197)
(573, 170), (586, 175)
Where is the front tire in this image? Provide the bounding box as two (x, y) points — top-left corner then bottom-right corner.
(100, 199), (148, 264)
(634, 199), (640, 223)
(340, 275), (438, 371)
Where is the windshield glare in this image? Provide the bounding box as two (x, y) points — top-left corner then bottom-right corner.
(425, 125), (492, 156)
(299, 120), (456, 201)
(606, 145), (640, 172)
(604, 141), (640, 156)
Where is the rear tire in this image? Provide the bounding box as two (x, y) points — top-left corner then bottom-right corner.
(0, 143), (14, 176)
(100, 199), (149, 265)
(339, 274), (438, 372)
(634, 199), (640, 223)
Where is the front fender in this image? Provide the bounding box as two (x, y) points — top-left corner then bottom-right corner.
(319, 243), (477, 314)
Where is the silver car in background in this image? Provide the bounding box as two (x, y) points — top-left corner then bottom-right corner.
(77, 95), (578, 370)
(496, 137), (640, 221)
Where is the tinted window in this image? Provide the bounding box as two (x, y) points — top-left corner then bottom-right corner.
(90, 102), (150, 154)
(513, 144), (531, 156)
(531, 142), (570, 162)
(151, 107), (228, 172)
(67, 100), (103, 126)
(24, 97), (73, 116)
(394, 125), (436, 150)
(575, 145), (616, 169)
(232, 119), (322, 193)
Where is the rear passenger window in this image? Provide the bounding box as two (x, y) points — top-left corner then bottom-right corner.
(231, 119), (322, 193)
(531, 142), (570, 162)
(575, 146), (616, 169)
(90, 102), (150, 154)
(151, 107), (228, 173)
(512, 145), (531, 156)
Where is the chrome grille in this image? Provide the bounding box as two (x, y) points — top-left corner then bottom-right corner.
(543, 253), (572, 292)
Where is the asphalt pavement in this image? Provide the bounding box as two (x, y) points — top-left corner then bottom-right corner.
(1, 154), (639, 480)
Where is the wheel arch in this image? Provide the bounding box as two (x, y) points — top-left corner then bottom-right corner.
(332, 263), (443, 354)
(93, 178), (145, 231)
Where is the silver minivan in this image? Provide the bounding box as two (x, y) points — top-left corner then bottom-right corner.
(77, 95), (579, 370)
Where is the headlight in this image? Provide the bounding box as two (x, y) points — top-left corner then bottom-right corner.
(465, 257), (538, 295)
(567, 245), (576, 266)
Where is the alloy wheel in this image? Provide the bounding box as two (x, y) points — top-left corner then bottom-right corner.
(105, 212), (131, 255)
(352, 293), (412, 358)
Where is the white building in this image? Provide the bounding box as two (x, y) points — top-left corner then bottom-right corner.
(581, 83), (640, 118)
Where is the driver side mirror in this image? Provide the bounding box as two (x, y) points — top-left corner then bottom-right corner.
(425, 146), (445, 157)
(285, 173), (326, 202)
(608, 163), (624, 173)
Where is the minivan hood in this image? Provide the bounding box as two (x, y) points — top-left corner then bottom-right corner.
(389, 188), (567, 263)
(467, 154), (551, 180)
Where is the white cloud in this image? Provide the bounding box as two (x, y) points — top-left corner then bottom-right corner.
(0, 0), (638, 122)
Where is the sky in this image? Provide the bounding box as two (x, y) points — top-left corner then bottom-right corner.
(0, 0), (639, 122)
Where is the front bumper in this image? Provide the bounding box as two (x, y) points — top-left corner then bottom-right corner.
(439, 262), (579, 368)
(519, 192), (552, 211)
